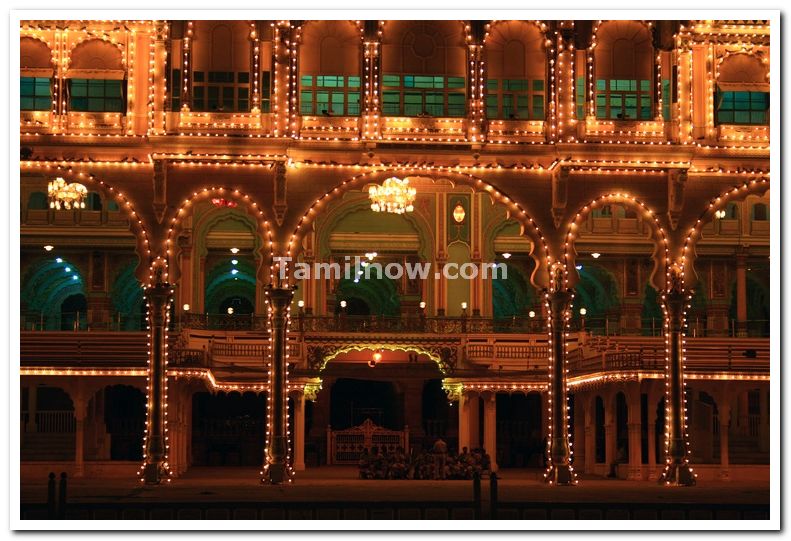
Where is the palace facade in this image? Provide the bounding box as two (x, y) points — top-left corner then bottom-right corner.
(19, 20), (770, 484)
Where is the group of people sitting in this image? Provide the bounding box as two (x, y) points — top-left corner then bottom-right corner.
(358, 438), (492, 480)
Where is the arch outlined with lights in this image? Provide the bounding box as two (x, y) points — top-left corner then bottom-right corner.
(562, 193), (670, 292)
(21, 164), (153, 283)
(313, 343), (450, 375)
(287, 169), (554, 289)
(678, 177), (770, 288)
(163, 187), (274, 288)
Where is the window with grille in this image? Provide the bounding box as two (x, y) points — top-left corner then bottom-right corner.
(299, 75), (360, 116)
(662, 79), (671, 121)
(68, 79), (125, 113)
(169, 69), (181, 111)
(716, 91), (768, 125)
(486, 79), (544, 120)
(21, 77), (52, 111)
(192, 71), (249, 112)
(576, 76), (586, 120)
(595, 79), (652, 120)
(260, 71), (271, 113)
(381, 74), (465, 117)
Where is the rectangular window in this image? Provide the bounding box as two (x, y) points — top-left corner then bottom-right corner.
(300, 73), (361, 116)
(169, 69), (181, 111)
(192, 71), (250, 112)
(381, 73), (466, 117)
(21, 76), (51, 111)
(595, 79), (652, 120)
(661, 79), (670, 120)
(716, 90), (768, 125)
(485, 78), (544, 120)
(69, 79), (125, 113)
(260, 71), (271, 113)
(576, 76), (586, 119)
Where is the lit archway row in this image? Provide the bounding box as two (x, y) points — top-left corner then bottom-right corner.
(563, 192), (671, 291)
(679, 177), (770, 287)
(286, 169), (554, 289)
(21, 163), (153, 282)
(161, 187), (274, 286)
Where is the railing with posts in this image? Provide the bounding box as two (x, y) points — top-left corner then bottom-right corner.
(20, 332), (150, 367)
(35, 411), (76, 433)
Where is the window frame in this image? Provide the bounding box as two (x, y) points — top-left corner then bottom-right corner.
(21, 76), (52, 111)
(191, 70), (250, 113)
(68, 78), (126, 113)
(486, 78), (545, 120)
(715, 90), (769, 126)
(595, 78), (653, 121)
(299, 74), (361, 116)
(381, 74), (466, 117)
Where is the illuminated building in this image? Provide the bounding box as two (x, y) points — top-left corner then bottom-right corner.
(19, 19), (770, 487)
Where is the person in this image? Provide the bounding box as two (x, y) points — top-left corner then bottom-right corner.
(431, 438), (448, 480)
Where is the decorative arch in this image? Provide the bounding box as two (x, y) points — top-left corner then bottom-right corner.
(20, 36), (53, 70)
(204, 257), (257, 314)
(313, 195), (434, 262)
(381, 20), (468, 75)
(717, 51), (769, 87)
(297, 20), (362, 75)
(483, 20), (547, 79)
(67, 37), (126, 71)
(20, 165), (152, 282)
(563, 193), (669, 291)
(679, 177), (770, 287)
(22, 257), (87, 329)
(164, 187), (273, 286)
(312, 343), (452, 375)
(111, 258), (145, 330)
(287, 169), (553, 289)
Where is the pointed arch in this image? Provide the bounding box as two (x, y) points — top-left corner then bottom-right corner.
(287, 169), (553, 289)
(563, 193), (669, 291)
(164, 187), (274, 287)
(679, 177), (770, 287)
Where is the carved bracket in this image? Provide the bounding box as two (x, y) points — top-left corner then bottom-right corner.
(551, 166), (569, 228)
(667, 168), (688, 231)
(273, 161), (287, 226)
(152, 158), (168, 224)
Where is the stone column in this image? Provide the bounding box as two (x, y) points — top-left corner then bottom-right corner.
(468, 393), (480, 449)
(483, 392), (497, 471)
(604, 421), (616, 473)
(263, 285), (295, 484)
(647, 395), (658, 480)
(458, 391), (471, 453)
(627, 386), (643, 480)
(27, 385), (38, 433)
(143, 281), (172, 484)
(584, 401), (596, 473)
(73, 395), (87, 478)
(659, 277), (696, 485)
(545, 287), (574, 485)
(719, 393), (731, 481)
(293, 390), (306, 471)
(759, 386), (769, 453)
(735, 250), (748, 337)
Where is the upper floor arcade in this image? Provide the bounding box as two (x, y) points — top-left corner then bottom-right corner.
(19, 19), (771, 149)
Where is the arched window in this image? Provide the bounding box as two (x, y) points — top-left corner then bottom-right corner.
(594, 21), (653, 120)
(20, 37), (53, 111)
(299, 21), (361, 116)
(484, 21), (546, 120)
(726, 202), (740, 220)
(190, 21), (251, 112)
(752, 202), (768, 221)
(86, 192), (102, 211)
(381, 21), (467, 117)
(716, 53), (769, 125)
(67, 39), (126, 113)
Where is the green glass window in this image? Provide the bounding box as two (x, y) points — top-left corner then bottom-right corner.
(595, 79), (652, 120)
(21, 77), (52, 111)
(192, 71), (250, 112)
(485, 78), (544, 120)
(69, 79), (124, 113)
(576, 76), (586, 120)
(260, 71), (271, 113)
(661, 79), (670, 120)
(380, 74), (466, 117)
(300, 74), (361, 116)
(716, 90), (768, 125)
(169, 69), (181, 111)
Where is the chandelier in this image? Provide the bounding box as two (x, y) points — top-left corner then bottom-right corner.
(48, 177), (88, 210)
(368, 177), (416, 214)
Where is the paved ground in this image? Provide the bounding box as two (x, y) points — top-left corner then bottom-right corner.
(20, 467), (770, 505)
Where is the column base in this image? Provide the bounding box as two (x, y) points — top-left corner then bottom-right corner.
(544, 463), (575, 486)
(143, 462), (164, 485)
(658, 462), (697, 486)
(627, 468), (643, 480)
(262, 463), (288, 484)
